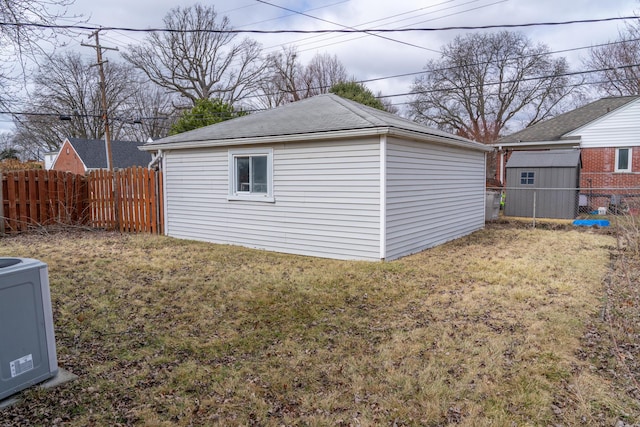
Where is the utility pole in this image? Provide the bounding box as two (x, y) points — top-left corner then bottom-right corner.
(82, 29), (118, 171)
(82, 30), (121, 231)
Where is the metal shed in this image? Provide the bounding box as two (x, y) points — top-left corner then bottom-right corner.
(505, 150), (581, 219)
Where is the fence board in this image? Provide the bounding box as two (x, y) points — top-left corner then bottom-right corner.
(7, 172), (17, 231)
(38, 170), (47, 225)
(28, 170), (37, 223)
(18, 171), (27, 227)
(47, 170), (57, 223)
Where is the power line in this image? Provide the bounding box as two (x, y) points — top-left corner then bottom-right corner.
(238, 0), (350, 29)
(266, 0), (464, 49)
(3, 62), (639, 120)
(358, 37), (640, 86)
(294, 0), (508, 54)
(0, 16), (636, 34)
(256, 0), (441, 53)
(383, 63), (640, 99)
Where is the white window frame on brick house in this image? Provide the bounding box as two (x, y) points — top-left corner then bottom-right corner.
(228, 148), (275, 202)
(615, 147), (632, 173)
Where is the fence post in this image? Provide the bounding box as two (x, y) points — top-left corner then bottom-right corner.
(113, 169), (121, 231)
(532, 190), (537, 228)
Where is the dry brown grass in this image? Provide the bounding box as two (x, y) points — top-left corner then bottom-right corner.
(0, 225), (637, 426)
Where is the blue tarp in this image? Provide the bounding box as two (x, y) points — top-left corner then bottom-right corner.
(573, 219), (610, 227)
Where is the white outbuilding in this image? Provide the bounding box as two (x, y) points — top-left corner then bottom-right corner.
(141, 94), (492, 261)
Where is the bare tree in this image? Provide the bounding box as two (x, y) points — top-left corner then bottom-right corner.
(122, 4), (265, 107)
(116, 82), (178, 142)
(585, 22), (640, 96)
(11, 51), (144, 156)
(0, 0), (78, 109)
(305, 53), (348, 96)
(263, 46), (306, 104)
(409, 31), (578, 144)
(257, 47), (348, 107)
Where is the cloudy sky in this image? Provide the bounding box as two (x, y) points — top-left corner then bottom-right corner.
(2, 0), (638, 133)
(58, 0), (639, 100)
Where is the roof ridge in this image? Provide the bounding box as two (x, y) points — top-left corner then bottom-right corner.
(322, 93), (387, 127)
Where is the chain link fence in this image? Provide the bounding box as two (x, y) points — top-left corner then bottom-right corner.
(486, 187), (640, 220)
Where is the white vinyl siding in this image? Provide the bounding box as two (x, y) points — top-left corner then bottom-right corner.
(570, 100), (640, 148)
(163, 139), (381, 261)
(384, 138), (485, 260)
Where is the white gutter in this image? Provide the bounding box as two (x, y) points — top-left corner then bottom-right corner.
(139, 128), (390, 151)
(498, 145), (504, 185)
(490, 140), (580, 149)
(141, 127), (493, 153)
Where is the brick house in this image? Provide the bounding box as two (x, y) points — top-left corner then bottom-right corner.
(47, 138), (151, 175)
(494, 96), (640, 211)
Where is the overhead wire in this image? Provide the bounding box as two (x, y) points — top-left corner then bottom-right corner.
(293, 0), (508, 53)
(3, 60), (639, 121)
(277, 0), (464, 48)
(2, 7), (638, 128)
(0, 16), (635, 34)
(255, 0), (441, 53)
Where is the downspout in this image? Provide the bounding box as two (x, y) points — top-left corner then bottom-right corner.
(498, 145), (504, 186)
(379, 135), (387, 261)
(147, 149), (165, 235)
(148, 149), (163, 170)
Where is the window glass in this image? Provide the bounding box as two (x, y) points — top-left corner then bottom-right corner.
(617, 148), (630, 171)
(520, 171), (534, 185)
(236, 157), (250, 192)
(251, 156), (268, 193)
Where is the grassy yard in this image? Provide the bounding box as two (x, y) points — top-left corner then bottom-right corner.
(0, 225), (638, 426)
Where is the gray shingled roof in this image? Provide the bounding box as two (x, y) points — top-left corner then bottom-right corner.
(68, 138), (151, 169)
(498, 96), (640, 144)
(506, 150), (581, 168)
(143, 93), (489, 151)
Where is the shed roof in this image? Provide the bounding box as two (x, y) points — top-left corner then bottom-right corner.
(506, 150), (581, 168)
(498, 96), (640, 144)
(143, 94), (491, 152)
(68, 138), (151, 169)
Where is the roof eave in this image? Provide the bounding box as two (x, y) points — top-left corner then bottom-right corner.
(492, 139), (581, 149)
(141, 126), (492, 153)
(388, 128), (493, 152)
(139, 128), (388, 151)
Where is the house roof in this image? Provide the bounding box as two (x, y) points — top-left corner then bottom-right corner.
(498, 96), (640, 144)
(68, 138), (152, 169)
(506, 150), (581, 168)
(142, 94), (491, 152)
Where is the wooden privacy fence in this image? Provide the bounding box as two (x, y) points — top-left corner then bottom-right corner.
(0, 170), (88, 233)
(1, 167), (163, 235)
(88, 167), (163, 234)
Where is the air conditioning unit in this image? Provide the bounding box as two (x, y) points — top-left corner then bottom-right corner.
(0, 258), (58, 401)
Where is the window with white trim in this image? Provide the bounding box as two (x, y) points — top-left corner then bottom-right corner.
(228, 148), (274, 202)
(615, 148), (632, 172)
(520, 171), (535, 185)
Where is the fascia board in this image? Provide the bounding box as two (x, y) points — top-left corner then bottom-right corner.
(141, 126), (491, 153)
